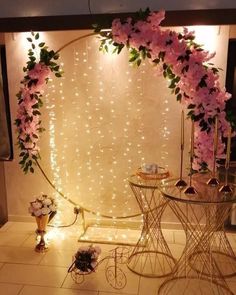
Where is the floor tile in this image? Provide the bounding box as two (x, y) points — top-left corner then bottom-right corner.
(0, 246), (44, 264)
(40, 249), (75, 268)
(6, 222), (36, 233)
(0, 232), (30, 247)
(168, 243), (184, 260)
(114, 229), (141, 244)
(227, 233), (236, 250)
(0, 222), (14, 232)
(63, 266), (140, 294)
(226, 279), (236, 293)
(173, 230), (186, 245)
(0, 264), (67, 287)
(99, 292), (133, 295)
(162, 229), (174, 244)
(22, 232), (80, 251)
(19, 285), (98, 295)
(139, 277), (165, 295)
(0, 282), (23, 295)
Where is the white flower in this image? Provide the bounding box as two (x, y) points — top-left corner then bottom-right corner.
(93, 246), (101, 255)
(29, 194), (57, 217)
(31, 201), (42, 209)
(42, 198), (52, 206)
(91, 252), (98, 259)
(78, 246), (90, 252)
(37, 195), (44, 201)
(41, 207), (50, 215)
(28, 207), (34, 214)
(91, 261), (97, 268)
(34, 209), (42, 216)
(49, 204), (57, 212)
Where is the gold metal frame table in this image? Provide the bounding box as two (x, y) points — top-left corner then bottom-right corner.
(159, 174), (236, 295)
(127, 175), (176, 278)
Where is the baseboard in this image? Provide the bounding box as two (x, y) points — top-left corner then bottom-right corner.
(8, 215), (33, 223)
(8, 214), (183, 230)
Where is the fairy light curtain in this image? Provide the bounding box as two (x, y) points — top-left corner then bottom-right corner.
(41, 31), (185, 218)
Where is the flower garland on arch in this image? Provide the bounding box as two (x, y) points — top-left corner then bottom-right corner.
(98, 9), (233, 170)
(15, 32), (62, 173)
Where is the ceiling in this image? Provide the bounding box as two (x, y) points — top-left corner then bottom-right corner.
(1, 0), (236, 18)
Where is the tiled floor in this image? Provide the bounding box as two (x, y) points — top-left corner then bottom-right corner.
(0, 221), (236, 295)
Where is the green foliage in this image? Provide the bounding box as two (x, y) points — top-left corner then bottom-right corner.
(15, 32), (62, 173)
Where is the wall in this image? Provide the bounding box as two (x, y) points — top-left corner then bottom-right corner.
(4, 25), (230, 228)
(0, 162), (7, 225)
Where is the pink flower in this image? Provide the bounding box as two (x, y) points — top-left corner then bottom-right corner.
(147, 11), (165, 28)
(28, 63), (51, 81)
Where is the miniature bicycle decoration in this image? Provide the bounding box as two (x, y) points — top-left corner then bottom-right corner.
(68, 245), (130, 290)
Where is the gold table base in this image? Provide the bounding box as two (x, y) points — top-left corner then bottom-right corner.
(128, 176), (176, 278)
(159, 177), (236, 295)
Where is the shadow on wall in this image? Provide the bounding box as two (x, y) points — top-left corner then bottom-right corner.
(0, 45), (13, 161)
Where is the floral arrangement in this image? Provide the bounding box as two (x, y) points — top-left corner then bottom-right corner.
(29, 194), (57, 217)
(71, 245), (101, 273)
(15, 32), (62, 173)
(98, 9), (234, 170)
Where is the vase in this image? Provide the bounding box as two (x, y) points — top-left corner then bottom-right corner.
(35, 214), (49, 252)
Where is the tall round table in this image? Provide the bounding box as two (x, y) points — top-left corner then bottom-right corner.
(127, 175), (176, 278)
(159, 174), (236, 295)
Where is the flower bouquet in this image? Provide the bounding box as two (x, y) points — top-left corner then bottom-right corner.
(68, 245), (101, 277)
(29, 194), (57, 252)
(29, 194), (57, 218)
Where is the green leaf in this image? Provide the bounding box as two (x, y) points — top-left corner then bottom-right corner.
(187, 104), (196, 109)
(19, 160), (25, 165)
(137, 59), (142, 66)
(35, 33), (39, 40)
(129, 55), (138, 62)
(23, 153), (29, 162)
(174, 87), (180, 95)
(27, 37), (33, 42)
(152, 58), (160, 64)
(39, 42), (45, 47)
(169, 82), (176, 89)
(23, 165), (29, 174)
(174, 76), (180, 83)
(32, 43), (35, 49)
(177, 93), (182, 101)
(53, 65), (60, 71)
(32, 110), (41, 115)
(55, 72), (62, 78)
(93, 23), (101, 33)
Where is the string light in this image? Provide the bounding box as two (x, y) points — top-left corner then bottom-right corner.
(41, 33), (175, 241)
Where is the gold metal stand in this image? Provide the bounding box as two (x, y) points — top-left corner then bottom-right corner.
(35, 215), (49, 252)
(159, 175), (236, 295)
(127, 175), (176, 278)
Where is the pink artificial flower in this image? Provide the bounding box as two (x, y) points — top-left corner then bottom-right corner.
(112, 18), (132, 44)
(147, 10), (165, 28)
(28, 63), (51, 81)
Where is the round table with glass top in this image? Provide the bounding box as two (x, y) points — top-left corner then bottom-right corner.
(158, 173), (236, 295)
(127, 175), (176, 278)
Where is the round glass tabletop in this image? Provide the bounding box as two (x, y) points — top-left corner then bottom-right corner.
(160, 173), (236, 204)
